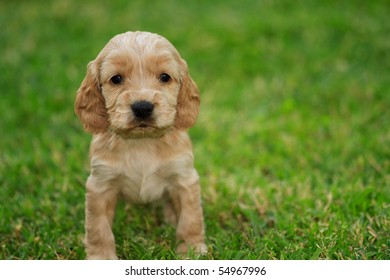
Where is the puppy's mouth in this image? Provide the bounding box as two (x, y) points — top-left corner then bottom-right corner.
(129, 121), (156, 131)
(137, 123), (151, 128)
(131, 121), (159, 130)
(112, 121), (171, 139)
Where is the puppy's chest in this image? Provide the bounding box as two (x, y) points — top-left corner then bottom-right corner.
(116, 154), (169, 203)
(90, 147), (194, 203)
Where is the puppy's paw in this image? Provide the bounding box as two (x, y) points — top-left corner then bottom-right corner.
(163, 202), (178, 226)
(87, 253), (118, 260)
(176, 242), (208, 256)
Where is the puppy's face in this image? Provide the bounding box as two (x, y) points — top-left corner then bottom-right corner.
(75, 32), (200, 138)
(101, 35), (182, 138)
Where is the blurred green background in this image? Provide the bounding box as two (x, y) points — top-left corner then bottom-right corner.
(0, 0), (389, 259)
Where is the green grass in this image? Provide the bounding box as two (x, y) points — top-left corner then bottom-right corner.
(0, 0), (389, 260)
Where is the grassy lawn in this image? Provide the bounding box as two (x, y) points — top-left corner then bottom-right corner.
(0, 0), (389, 260)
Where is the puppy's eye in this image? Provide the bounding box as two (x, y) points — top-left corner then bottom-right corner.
(159, 73), (171, 83)
(110, 75), (123, 85)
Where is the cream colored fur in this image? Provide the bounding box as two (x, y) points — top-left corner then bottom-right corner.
(75, 31), (206, 259)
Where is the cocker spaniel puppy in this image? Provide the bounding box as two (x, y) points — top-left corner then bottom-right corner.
(75, 31), (206, 259)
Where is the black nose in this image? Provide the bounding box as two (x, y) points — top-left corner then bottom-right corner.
(131, 101), (154, 119)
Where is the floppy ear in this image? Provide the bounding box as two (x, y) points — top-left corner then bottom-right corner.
(174, 59), (200, 129)
(74, 61), (109, 134)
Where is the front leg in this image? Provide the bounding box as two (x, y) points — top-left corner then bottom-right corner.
(85, 177), (118, 259)
(173, 180), (207, 255)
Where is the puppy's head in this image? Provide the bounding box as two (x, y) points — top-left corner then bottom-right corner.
(75, 31), (200, 138)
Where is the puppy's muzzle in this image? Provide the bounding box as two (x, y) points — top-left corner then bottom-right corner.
(131, 101), (154, 119)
